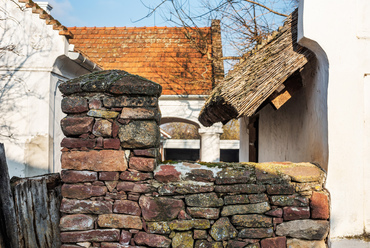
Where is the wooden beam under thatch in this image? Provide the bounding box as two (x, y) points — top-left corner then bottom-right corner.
(199, 9), (314, 127)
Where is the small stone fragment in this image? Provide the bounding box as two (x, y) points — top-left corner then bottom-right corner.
(87, 109), (119, 119)
(133, 232), (171, 248)
(283, 207), (310, 221)
(210, 217), (238, 241)
(310, 192), (329, 220)
(129, 157), (157, 172)
(231, 214), (272, 228)
(238, 227), (274, 239)
(154, 164), (181, 182)
(98, 214), (142, 229)
(185, 192), (223, 207)
(260, 237), (286, 248)
(276, 220), (329, 240)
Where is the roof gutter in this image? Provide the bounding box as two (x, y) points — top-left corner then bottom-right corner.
(67, 51), (101, 72)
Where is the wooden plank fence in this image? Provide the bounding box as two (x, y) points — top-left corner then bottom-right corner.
(0, 143), (61, 248)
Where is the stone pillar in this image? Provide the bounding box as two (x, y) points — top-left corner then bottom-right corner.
(199, 123), (223, 162)
(58, 70), (162, 247)
(211, 19), (224, 86)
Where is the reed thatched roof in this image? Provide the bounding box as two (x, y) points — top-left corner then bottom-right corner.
(198, 9), (314, 127)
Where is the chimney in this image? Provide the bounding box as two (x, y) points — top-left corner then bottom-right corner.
(35, 2), (53, 14)
(211, 19), (224, 87)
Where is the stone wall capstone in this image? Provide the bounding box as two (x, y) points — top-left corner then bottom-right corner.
(59, 70), (330, 248)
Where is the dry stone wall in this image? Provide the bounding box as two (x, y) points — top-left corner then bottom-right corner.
(59, 70), (330, 248)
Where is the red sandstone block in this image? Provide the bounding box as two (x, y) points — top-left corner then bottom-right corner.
(60, 214), (95, 231)
(100, 172), (120, 181)
(60, 198), (112, 214)
(117, 182), (152, 193)
(154, 164), (181, 183)
(98, 214), (142, 229)
(133, 148), (158, 158)
(61, 138), (96, 149)
(267, 184), (295, 195)
(103, 138), (121, 149)
(61, 117), (94, 136)
(310, 191), (330, 219)
(129, 157), (156, 172)
(113, 200), (141, 216)
(283, 207), (310, 221)
(265, 208), (283, 217)
(133, 232), (171, 247)
(61, 184), (107, 199)
(120, 230), (132, 245)
(120, 171), (152, 181)
(61, 96), (88, 114)
(61, 229), (120, 243)
(112, 121), (119, 138)
(273, 217), (283, 224)
(89, 98), (102, 110)
(261, 237), (287, 248)
(100, 243), (131, 248)
(61, 170), (98, 183)
(93, 119), (113, 137)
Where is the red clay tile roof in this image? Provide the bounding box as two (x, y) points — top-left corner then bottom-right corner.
(68, 26), (214, 95)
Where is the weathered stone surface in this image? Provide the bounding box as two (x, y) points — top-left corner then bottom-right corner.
(260, 237), (286, 248)
(223, 195), (248, 205)
(105, 191), (127, 200)
(129, 157), (156, 172)
(185, 193), (223, 207)
(105, 181), (118, 192)
(185, 169), (215, 182)
(193, 230), (207, 239)
(215, 184), (265, 194)
(215, 168), (253, 184)
(103, 138), (121, 149)
(276, 220), (329, 240)
(62, 96), (88, 114)
(61, 117), (94, 136)
(169, 219), (210, 231)
(172, 231), (194, 248)
(158, 185), (177, 195)
(60, 198), (112, 214)
(88, 98), (102, 109)
(246, 244), (261, 248)
(61, 138), (96, 149)
(62, 184), (107, 199)
(134, 232), (171, 248)
(265, 208), (283, 217)
(61, 170), (98, 183)
(267, 184), (295, 195)
(238, 227), (274, 239)
(154, 165), (181, 182)
(98, 214), (142, 229)
(103, 96), (158, 108)
(286, 238), (326, 248)
(61, 150), (127, 171)
(61, 245), (82, 248)
(59, 80), (82, 95)
(310, 192), (329, 220)
(61, 229), (120, 243)
(283, 207), (310, 221)
(194, 240), (223, 248)
(133, 148), (159, 158)
(221, 202), (271, 216)
(228, 241), (249, 248)
(280, 165), (323, 183)
(108, 74), (162, 96)
(147, 222), (171, 234)
(60, 214), (95, 231)
(249, 194), (269, 204)
(120, 107), (159, 120)
(113, 200), (141, 216)
(274, 217), (284, 224)
(100, 172), (120, 181)
(119, 230), (132, 245)
(100, 243), (136, 248)
(210, 217), (238, 241)
(187, 207), (220, 219)
(139, 196), (184, 221)
(87, 109), (119, 119)
(93, 119), (112, 137)
(116, 181), (152, 193)
(270, 195), (309, 207)
(255, 169), (288, 184)
(119, 120), (160, 148)
(120, 171), (152, 181)
(231, 214), (272, 228)
(175, 185), (214, 194)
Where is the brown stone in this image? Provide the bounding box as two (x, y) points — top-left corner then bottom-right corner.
(169, 219), (210, 231)
(210, 217), (238, 241)
(274, 218), (284, 224)
(116, 181), (152, 193)
(249, 194), (269, 204)
(280, 165), (323, 183)
(98, 214), (142, 229)
(108, 75), (162, 96)
(133, 232), (170, 248)
(172, 231), (194, 248)
(133, 148), (159, 158)
(100, 172), (120, 181)
(146, 222), (171, 234)
(112, 121), (119, 138)
(187, 207), (220, 219)
(265, 208), (283, 218)
(105, 181), (118, 192)
(215, 184), (265, 194)
(185, 169), (215, 182)
(283, 207), (310, 221)
(222, 202), (271, 216)
(158, 185), (177, 195)
(113, 200), (141, 216)
(61, 138), (96, 149)
(62, 96), (88, 114)
(103, 139), (121, 149)
(194, 240), (223, 248)
(59, 81), (82, 95)
(267, 184), (295, 195)
(60, 214), (95, 231)
(310, 192), (329, 219)
(175, 185), (214, 194)
(87, 109), (119, 119)
(215, 168), (253, 184)
(231, 214), (272, 228)
(224, 195), (250, 205)
(154, 165), (181, 183)
(105, 191), (127, 200)
(286, 239), (326, 248)
(118, 120), (160, 148)
(185, 193), (223, 207)
(260, 237), (287, 248)
(139, 196), (184, 221)
(119, 230), (132, 245)
(271, 195), (309, 207)
(193, 230), (208, 239)
(88, 98), (102, 109)
(61, 117), (94, 136)
(93, 119), (113, 137)
(61, 150), (127, 171)
(120, 171), (152, 181)
(61, 229), (120, 243)
(238, 227), (274, 239)
(60, 198), (112, 214)
(61, 184), (107, 199)
(129, 157), (156, 172)
(256, 169), (289, 184)
(103, 96), (158, 108)
(228, 241), (249, 248)
(61, 170), (98, 183)
(276, 220), (329, 240)
(120, 107), (159, 120)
